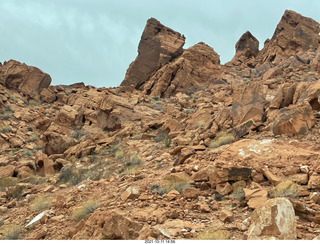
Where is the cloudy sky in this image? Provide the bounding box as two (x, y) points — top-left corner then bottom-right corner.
(0, 0), (319, 87)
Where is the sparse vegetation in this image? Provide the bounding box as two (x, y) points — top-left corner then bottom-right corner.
(154, 129), (171, 147)
(209, 131), (235, 148)
(115, 150), (124, 160)
(71, 127), (87, 139)
(131, 133), (142, 140)
(22, 149), (33, 157)
(30, 195), (52, 212)
(0, 125), (12, 133)
(0, 224), (21, 240)
(183, 108), (196, 115)
(28, 133), (40, 142)
(232, 187), (245, 201)
(72, 200), (100, 222)
(149, 96), (162, 111)
(194, 229), (231, 240)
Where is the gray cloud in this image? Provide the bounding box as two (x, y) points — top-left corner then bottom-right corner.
(0, 0), (319, 87)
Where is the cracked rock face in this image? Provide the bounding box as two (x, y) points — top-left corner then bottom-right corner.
(248, 198), (296, 240)
(121, 18), (185, 89)
(255, 10), (320, 65)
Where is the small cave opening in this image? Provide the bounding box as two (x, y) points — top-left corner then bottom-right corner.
(269, 54), (276, 62)
(37, 160), (44, 169)
(54, 162), (63, 172)
(309, 98), (320, 111)
(12, 170), (18, 177)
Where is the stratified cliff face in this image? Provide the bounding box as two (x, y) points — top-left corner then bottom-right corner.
(121, 18), (185, 89)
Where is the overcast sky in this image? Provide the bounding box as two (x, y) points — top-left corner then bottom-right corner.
(0, 0), (319, 87)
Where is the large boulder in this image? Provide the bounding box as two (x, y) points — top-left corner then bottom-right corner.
(121, 18), (185, 89)
(255, 10), (320, 65)
(0, 60), (51, 99)
(102, 211), (143, 239)
(142, 42), (221, 97)
(248, 198), (296, 240)
(271, 104), (315, 136)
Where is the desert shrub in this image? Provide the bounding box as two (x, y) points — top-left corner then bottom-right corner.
(131, 133), (142, 140)
(57, 160), (112, 186)
(22, 149), (32, 157)
(72, 200), (100, 222)
(115, 150), (124, 160)
(126, 155), (141, 167)
(154, 130), (171, 147)
(71, 128), (87, 139)
(27, 126), (33, 132)
(150, 184), (167, 196)
(149, 96), (162, 111)
(194, 229), (230, 240)
(232, 187), (245, 201)
(0, 177), (19, 190)
(0, 219), (4, 228)
(33, 145), (43, 152)
(6, 185), (25, 200)
(214, 192), (223, 201)
(183, 108), (196, 115)
(162, 177), (190, 194)
(30, 195), (52, 212)
(1, 224), (21, 240)
(28, 133), (40, 142)
(170, 182), (189, 193)
(209, 131), (235, 148)
(4, 105), (13, 112)
(0, 125), (12, 133)
(11, 148), (21, 156)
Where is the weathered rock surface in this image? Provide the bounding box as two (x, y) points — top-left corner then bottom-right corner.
(143, 42), (221, 97)
(227, 31), (259, 68)
(0, 60), (51, 99)
(248, 198), (296, 240)
(121, 18), (185, 89)
(255, 10), (320, 66)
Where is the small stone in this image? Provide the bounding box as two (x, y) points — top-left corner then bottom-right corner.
(43, 185), (54, 193)
(219, 210), (234, 223)
(198, 202), (210, 213)
(121, 186), (140, 201)
(182, 187), (200, 199)
(60, 184), (67, 189)
(308, 174), (320, 189)
(310, 192), (320, 204)
(193, 165), (199, 172)
(51, 215), (65, 221)
(166, 189), (180, 201)
(300, 165), (309, 174)
(216, 182), (232, 195)
(262, 168), (281, 185)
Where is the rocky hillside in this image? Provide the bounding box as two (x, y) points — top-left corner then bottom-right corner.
(0, 10), (320, 240)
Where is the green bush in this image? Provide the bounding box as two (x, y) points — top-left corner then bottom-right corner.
(209, 131), (235, 148)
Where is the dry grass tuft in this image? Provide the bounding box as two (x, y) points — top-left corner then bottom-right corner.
(30, 195), (52, 212)
(72, 200), (100, 222)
